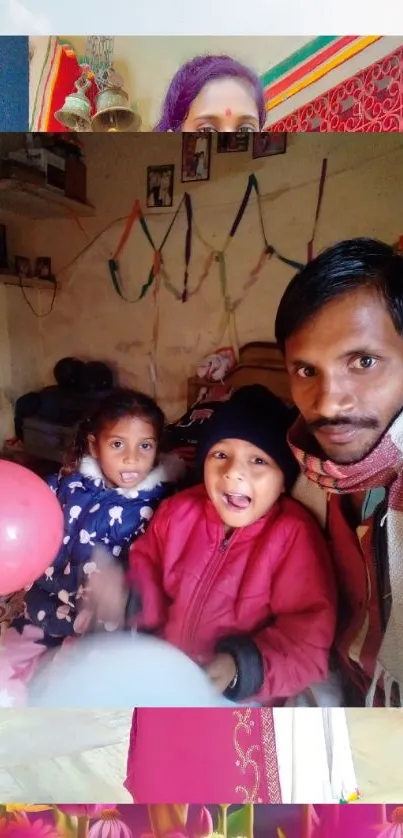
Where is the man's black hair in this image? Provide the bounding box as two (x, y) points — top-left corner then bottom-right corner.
(275, 237), (403, 352)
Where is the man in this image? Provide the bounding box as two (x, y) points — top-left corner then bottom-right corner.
(275, 237), (403, 707)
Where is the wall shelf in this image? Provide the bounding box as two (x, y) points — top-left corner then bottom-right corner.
(0, 178), (95, 219)
(0, 273), (56, 290)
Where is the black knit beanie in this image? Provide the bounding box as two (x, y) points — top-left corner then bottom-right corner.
(196, 385), (299, 492)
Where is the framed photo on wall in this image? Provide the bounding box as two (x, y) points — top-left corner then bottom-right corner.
(15, 256), (31, 277)
(147, 165), (175, 208)
(217, 133), (250, 153)
(181, 133), (212, 183)
(35, 257), (52, 279)
(252, 132), (287, 159)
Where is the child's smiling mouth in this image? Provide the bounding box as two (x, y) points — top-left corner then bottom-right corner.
(120, 471), (140, 484)
(221, 492), (251, 510)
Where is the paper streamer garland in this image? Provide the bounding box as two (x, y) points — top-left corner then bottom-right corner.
(308, 158), (328, 261)
(108, 173), (303, 306)
(107, 193), (193, 303)
(105, 172), (304, 371)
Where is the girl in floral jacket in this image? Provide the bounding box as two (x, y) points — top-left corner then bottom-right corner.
(0, 388), (184, 706)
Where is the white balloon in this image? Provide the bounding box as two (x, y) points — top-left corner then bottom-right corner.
(28, 632), (232, 708)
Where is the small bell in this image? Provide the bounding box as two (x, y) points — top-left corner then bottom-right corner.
(54, 74), (93, 131)
(91, 70), (141, 132)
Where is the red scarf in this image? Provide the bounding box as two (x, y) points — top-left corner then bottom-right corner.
(289, 414), (403, 706)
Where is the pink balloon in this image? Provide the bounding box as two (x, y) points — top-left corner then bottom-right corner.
(0, 460), (63, 595)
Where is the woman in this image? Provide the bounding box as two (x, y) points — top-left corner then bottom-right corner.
(154, 54), (266, 132)
(125, 707), (357, 803)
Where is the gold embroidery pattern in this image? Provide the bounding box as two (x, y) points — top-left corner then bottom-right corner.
(260, 708), (282, 803)
(232, 708), (261, 802)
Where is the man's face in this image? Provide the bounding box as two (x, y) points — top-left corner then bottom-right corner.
(284, 287), (403, 464)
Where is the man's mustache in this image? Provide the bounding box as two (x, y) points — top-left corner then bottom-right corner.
(307, 416), (379, 432)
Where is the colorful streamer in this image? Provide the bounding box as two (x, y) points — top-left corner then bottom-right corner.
(108, 193), (193, 304)
(307, 158), (328, 261)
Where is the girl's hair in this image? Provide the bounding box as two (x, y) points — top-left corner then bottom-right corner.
(62, 387), (165, 476)
(155, 54), (266, 131)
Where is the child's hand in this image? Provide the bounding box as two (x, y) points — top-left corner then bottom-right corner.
(205, 653), (237, 693)
(80, 547), (129, 630)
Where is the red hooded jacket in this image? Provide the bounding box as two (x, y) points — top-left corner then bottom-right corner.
(127, 484), (337, 703)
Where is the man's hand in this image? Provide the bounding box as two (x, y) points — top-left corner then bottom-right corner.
(205, 653), (237, 693)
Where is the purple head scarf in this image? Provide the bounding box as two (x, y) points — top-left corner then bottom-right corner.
(155, 54), (266, 131)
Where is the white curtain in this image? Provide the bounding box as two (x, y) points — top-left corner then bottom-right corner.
(274, 708), (357, 803)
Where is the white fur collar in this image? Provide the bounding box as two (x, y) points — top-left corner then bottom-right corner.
(79, 453), (185, 498)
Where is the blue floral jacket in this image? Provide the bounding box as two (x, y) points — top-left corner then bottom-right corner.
(23, 453), (184, 639)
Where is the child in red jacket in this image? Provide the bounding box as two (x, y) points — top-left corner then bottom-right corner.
(125, 385), (336, 703)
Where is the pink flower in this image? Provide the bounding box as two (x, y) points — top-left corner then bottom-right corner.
(189, 808), (213, 838)
(0, 820), (61, 838)
(140, 808), (214, 838)
(141, 833), (188, 838)
(375, 808), (403, 837)
(89, 810), (132, 838)
(56, 808), (110, 819)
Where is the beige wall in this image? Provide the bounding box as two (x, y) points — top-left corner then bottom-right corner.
(1, 132), (393, 432)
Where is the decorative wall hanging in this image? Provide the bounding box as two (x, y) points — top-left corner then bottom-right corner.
(252, 132), (287, 159)
(54, 74), (93, 131)
(147, 165), (175, 208)
(30, 39), (95, 133)
(267, 45), (403, 132)
(217, 134), (250, 153)
(262, 36), (381, 118)
(81, 36), (115, 91)
(308, 158), (327, 261)
(54, 37), (140, 132)
(91, 69), (138, 132)
(181, 134), (212, 183)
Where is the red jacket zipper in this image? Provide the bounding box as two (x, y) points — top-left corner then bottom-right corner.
(181, 528), (238, 650)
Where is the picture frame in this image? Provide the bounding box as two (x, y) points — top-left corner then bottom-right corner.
(252, 132), (287, 159)
(217, 133), (250, 153)
(15, 256), (31, 277)
(35, 256), (52, 279)
(181, 133), (212, 183)
(147, 165), (175, 208)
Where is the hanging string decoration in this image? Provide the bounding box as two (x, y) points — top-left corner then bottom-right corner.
(49, 173), (304, 381)
(308, 158), (328, 261)
(107, 192), (193, 303)
(107, 193), (193, 389)
(81, 37), (115, 90)
(190, 173), (304, 357)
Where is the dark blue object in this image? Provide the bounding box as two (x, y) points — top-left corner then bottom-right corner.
(0, 36), (29, 131)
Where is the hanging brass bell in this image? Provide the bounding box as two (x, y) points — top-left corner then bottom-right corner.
(54, 74), (93, 132)
(91, 75), (141, 132)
